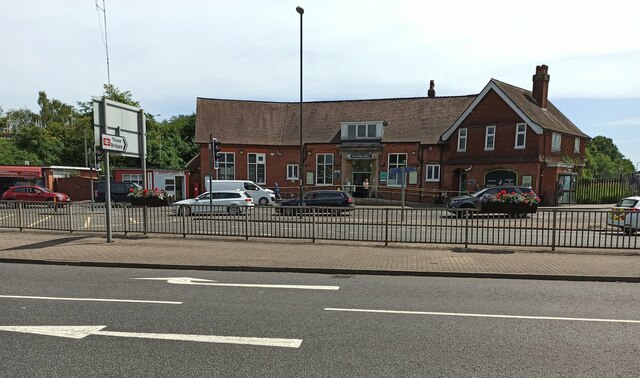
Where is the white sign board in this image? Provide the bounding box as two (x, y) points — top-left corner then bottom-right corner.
(101, 134), (128, 152)
(93, 97), (146, 158)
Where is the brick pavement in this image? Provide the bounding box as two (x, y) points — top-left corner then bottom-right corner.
(0, 229), (639, 282)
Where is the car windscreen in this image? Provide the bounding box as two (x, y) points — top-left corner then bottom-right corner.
(617, 198), (639, 208)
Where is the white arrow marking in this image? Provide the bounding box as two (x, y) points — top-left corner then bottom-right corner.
(324, 308), (640, 324)
(132, 277), (339, 291)
(0, 326), (302, 348)
(0, 295), (181, 305)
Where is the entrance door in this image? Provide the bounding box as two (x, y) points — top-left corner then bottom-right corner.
(175, 176), (184, 200)
(557, 174), (576, 205)
(459, 172), (467, 194)
(351, 159), (372, 197)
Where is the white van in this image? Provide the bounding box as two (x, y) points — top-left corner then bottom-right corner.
(204, 180), (276, 205)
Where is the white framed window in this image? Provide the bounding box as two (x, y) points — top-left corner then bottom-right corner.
(122, 174), (143, 185)
(287, 164), (298, 180)
(574, 137), (580, 154)
(164, 178), (175, 191)
(387, 153), (408, 186)
(218, 153), (235, 180)
(248, 153), (266, 184)
(425, 164), (440, 182)
(316, 154), (333, 185)
(551, 132), (562, 152)
(457, 128), (467, 152)
(485, 126), (495, 151)
(515, 123), (526, 149)
(340, 122), (384, 140)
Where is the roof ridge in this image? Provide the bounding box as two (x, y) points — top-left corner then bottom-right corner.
(196, 94), (477, 105)
(491, 78), (531, 94)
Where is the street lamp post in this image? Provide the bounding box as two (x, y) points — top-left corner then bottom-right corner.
(296, 6), (304, 207)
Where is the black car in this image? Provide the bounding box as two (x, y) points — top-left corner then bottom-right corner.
(276, 190), (355, 215)
(95, 181), (142, 203)
(446, 186), (535, 215)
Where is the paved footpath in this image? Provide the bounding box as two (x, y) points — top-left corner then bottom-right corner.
(0, 229), (639, 282)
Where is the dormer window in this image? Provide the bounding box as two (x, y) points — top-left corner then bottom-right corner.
(341, 122), (384, 141)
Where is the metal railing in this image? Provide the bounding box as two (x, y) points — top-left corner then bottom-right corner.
(0, 201), (638, 250)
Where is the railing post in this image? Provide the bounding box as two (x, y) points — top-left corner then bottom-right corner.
(384, 208), (389, 246)
(311, 207), (316, 243)
(123, 205), (128, 236)
(143, 206), (148, 235)
(551, 209), (557, 252)
(182, 210), (187, 238)
(68, 203), (74, 233)
(18, 201), (24, 231)
(464, 209), (469, 249)
(245, 207), (249, 241)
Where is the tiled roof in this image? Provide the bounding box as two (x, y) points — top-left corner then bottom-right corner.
(491, 79), (590, 138)
(195, 96), (476, 145)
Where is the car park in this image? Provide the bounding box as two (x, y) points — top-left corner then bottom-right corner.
(276, 190), (355, 215)
(446, 186), (536, 216)
(95, 181), (142, 203)
(607, 196), (640, 235)
(0, 185), (71, 204)
(172, 190), (254, 216)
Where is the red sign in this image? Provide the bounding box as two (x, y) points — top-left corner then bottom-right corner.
(0, 166), (42, 178)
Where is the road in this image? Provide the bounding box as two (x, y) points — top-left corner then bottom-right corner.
(1, 263), (639, 377)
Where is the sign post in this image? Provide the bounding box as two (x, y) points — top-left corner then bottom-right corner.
(93, 97), (146, 243)
(390, 166), (416, 221)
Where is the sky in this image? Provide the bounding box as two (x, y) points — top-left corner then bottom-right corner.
(1, 0), (639, 168)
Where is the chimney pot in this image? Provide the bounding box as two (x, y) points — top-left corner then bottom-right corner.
(428, 80), (436, 98)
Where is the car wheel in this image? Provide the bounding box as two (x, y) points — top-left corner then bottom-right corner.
(228, 205), (240, 215)
(179, 206), (191, 216)
(624, 227), (637, 236)
(258, 197), (269, 206)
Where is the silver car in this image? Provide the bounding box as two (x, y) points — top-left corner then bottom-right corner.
(172, 190), (254, 216)
(607, 196), (640, 235)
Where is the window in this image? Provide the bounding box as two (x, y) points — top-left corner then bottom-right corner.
(388, 153), (407, 186)
(341, 122), (383, 140)
(248, 153), (266, 184)
(551, 132), (562, 152)
(485, 126), (495, 150)
(457, 128), (467, 151)
(515, 123), (526, 148)
(316, 154), (333, 185)
(287, 164), (298, 180)
(218, 153), (235, 180)
(425, 164), (440, 182)
(164, 178), (175, 191)
(574, 137), (580, 154)
(122, 174), (143, 185)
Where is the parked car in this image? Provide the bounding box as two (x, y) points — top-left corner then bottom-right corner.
(276, 190), (355, 215)
(0, 185), (71, 204)
(95, 181), (142, 203)
(172, 190), (254, 216)
(204, 180), (276, 205)
(446, 186), (536, 217)
(607, 196), (640, 235)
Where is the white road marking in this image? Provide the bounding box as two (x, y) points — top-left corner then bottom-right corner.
(133, 277), (340, 291)
(27, 215), (52, 227)
(0, 326), (302, 348)
(0, 295), (182, 305)
(324, 308), (640, 324)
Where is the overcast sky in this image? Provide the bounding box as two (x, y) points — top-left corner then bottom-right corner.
(2, 0), (639, 167)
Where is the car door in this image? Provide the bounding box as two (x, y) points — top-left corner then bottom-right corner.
(12, 187), (28, 201)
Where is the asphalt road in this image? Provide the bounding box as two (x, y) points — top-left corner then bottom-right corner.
(1, 263), (639, 377)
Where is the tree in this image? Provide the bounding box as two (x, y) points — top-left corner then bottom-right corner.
(584, 136), (635, 179)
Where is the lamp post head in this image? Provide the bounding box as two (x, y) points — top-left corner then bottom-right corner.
(296, 6), (304, 14)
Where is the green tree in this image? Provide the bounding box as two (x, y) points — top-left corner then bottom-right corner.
(584, 136), (635, 178)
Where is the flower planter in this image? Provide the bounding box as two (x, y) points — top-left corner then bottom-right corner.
(130, 196), (171, 207)
(481, 202), (538, 215)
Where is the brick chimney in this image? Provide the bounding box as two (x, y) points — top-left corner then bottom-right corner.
(428, 80), (436, 98)
(532, 65), (550, 109)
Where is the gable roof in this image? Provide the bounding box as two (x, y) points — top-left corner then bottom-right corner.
(442, 79), (589, 140)
(195, 96), (476, 146)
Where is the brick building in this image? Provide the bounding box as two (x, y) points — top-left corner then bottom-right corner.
(194, 65), (589, 205)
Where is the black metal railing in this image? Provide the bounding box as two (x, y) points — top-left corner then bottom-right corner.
(1, 201), (637, 250)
